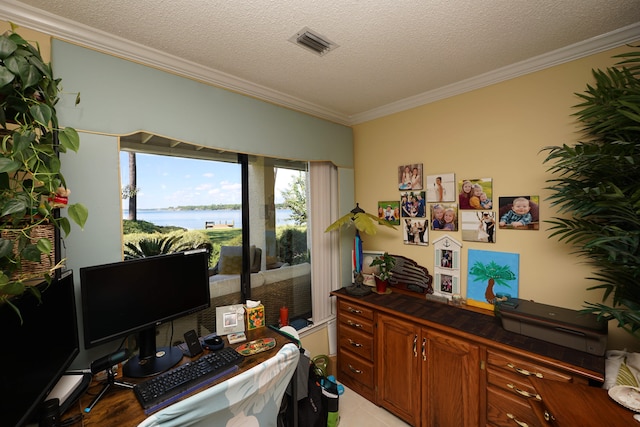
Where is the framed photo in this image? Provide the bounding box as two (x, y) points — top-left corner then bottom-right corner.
(466, 249), (519, 310)
(402, 218), (428, 245)
(433, 235), (462, 301)
(378, 201), (401, 226)
(398, 163), (423, 191)
(498, 196), (540, 230)
(461, 211), (496, 243)
(426, 173), (455, 202)
(430, 203), (458, 231)
(353, 250), (384, 286)
(400, 191), (426, 218)
(216, 304), (245, 335)
(458, 178), (493, 210)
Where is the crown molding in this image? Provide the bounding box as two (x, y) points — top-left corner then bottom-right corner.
(349, 22), (640, 125)
(1, 1), (638, 127)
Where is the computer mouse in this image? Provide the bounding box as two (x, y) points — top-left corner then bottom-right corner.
(203, 335), (224, 350)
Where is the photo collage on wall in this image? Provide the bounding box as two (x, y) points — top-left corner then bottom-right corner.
(380, 165), (540, 247)
(373, 163), (537, 305)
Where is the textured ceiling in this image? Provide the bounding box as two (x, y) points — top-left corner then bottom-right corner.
(2, 0), (640, 124)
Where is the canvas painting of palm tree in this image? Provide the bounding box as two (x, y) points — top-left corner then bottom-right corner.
(466, 249), (519, 310)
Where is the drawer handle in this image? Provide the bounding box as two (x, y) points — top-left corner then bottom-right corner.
(348, 339), (363, 348)
(347, 320), (363, 329)
(422, 337), (427, 361)
(347, 306), (363, 314)
(544, 410), (555, 422)
(413, 335), (418, 357)
(507, 383), (542, 401)
(348, 364), (363, 374)
(506, 413), (529, 427)
(507, 363), (544, 378)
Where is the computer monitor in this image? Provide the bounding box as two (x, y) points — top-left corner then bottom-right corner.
(80, 249), (210, 377)
(0, 270), (79, 427)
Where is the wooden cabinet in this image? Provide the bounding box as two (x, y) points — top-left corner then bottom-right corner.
(336, 299), (376, 401)
(377, 314), (421, 426)
(485, 348), (588, 427)
(422, 329), (482, 427)
(376, 314), (482, 427)
(332, 289), (604, 427)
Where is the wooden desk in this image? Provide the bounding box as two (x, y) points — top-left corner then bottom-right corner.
(63, 327), (297, 427)
(529, 377), (637, 426)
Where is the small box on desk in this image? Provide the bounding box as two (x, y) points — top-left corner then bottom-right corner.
(244, 304), (265, 330)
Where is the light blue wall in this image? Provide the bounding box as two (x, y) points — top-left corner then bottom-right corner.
(52, 40), (353, 167)
(51, 40), (355, 367)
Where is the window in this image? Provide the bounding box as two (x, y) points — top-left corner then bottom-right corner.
(119, 133), (313, 339)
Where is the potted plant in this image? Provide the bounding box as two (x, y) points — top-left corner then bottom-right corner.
(369, 252), (396, 293)
(542, 48), (640, 339)
(0, 27), (88, 318)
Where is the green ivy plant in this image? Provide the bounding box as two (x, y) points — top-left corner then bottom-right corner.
(542, 48), (640, 339)
(0, 26), (88, 318)
(369, 252), (396, 282)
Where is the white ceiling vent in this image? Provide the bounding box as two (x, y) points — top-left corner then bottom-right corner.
(289, 27), (339, 56)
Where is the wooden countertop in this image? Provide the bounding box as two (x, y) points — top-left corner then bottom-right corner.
(62, 327), (297, 426)
(331, 287), (605, 381)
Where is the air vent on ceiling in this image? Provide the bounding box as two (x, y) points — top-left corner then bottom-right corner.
(289, 27), (338, 56)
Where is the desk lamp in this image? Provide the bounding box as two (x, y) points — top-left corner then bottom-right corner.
(325, 203), (396, 296)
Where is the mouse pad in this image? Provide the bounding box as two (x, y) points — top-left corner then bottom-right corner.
(235, 338), (276, 356)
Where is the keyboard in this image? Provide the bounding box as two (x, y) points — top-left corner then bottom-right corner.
(133, 347), (243, 413)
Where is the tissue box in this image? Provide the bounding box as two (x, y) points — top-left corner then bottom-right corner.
(245, 304), (265, 330)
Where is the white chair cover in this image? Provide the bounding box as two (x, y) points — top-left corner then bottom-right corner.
(137, 343), (300, 427)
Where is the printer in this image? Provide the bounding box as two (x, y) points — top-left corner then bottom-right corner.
(495, 298), (607, 356)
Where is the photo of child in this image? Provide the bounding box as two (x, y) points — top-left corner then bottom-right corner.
(378, 200), (401, 225)
(498, 196), (540, 230)
(431, 203), (457, 231)
(398, 163), (423, 190)
(458, 178), (493, 210)
(426, 173), (455, 202)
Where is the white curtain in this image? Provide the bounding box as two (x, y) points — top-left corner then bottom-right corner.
(309, 161), (340, 322)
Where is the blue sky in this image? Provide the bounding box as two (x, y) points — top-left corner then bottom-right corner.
(119, 152), (297, 209)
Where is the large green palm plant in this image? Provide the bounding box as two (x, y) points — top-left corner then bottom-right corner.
(542, 49), (640, 338)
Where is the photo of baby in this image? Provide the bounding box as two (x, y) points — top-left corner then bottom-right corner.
(498, 196), (540, 230)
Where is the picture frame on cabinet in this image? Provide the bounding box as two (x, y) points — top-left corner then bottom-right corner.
(426, 173), (455, 202)
(466, 249), (519, 310)
(398, 163), (423, 190)
(402, 218), (428, 245)
(354, 250), (385, 286)
(432, 235), (462, 301)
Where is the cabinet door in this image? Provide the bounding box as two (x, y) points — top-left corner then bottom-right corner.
(423, 329), (482, 427)
(377, 314), (421, 427)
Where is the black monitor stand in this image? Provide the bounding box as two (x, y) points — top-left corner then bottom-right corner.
(123, 327), (183, 378)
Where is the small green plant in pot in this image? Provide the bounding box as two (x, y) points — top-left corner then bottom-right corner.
(0, 26), (88, 319)
(370, 252), (396, 293)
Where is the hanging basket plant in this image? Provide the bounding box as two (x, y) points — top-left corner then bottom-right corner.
(0, 25), (88, 320)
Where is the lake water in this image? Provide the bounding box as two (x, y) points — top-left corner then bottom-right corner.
(122, 208), (295, 230)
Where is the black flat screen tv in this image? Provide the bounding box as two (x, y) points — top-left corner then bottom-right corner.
(80, 249), (210, 377)
(0, 270), (79, 427)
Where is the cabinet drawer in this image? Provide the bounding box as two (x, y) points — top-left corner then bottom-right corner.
(487, 386), (542, 427)
(339, 326), (374, 361)
(487, 349), (574, 383)
(488, 366), (542, 402)
(338, 349), (374, 390)
(338, 300), (374, 321)
(340, 311), (374, 334)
